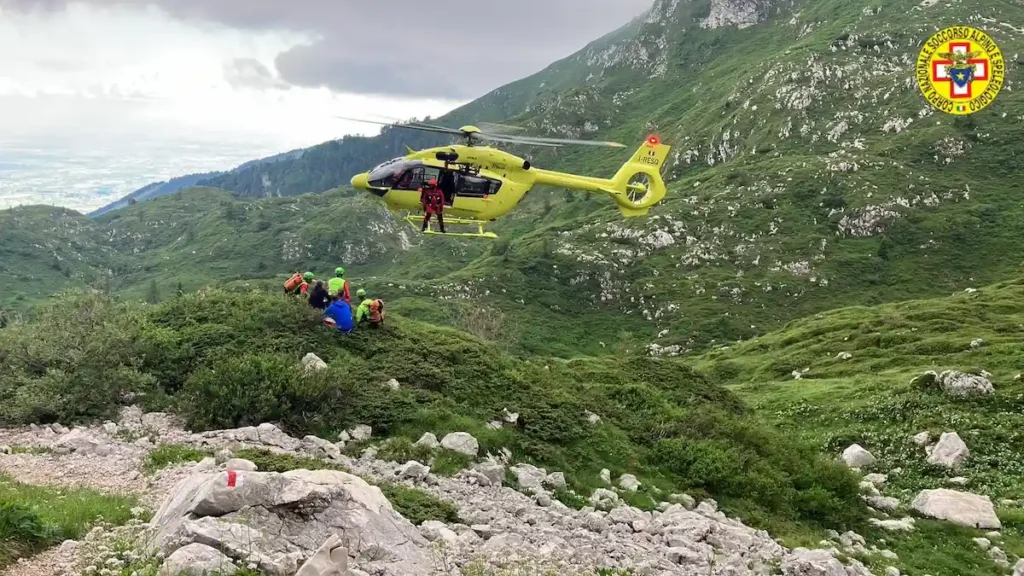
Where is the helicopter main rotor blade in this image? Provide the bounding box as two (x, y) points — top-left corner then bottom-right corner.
(335, 116), (465, 136)
(476, 122), (528, 135)
(492, 134), (628, 148)
(477, 134), (562, 147)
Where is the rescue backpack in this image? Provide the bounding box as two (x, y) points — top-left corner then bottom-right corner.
(283, 272), (303, 292)
(368, 299), (385, 324)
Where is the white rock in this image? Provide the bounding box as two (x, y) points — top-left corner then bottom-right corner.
(513, 464), (548, 490)
(102, 422), (118, 435)
(414, 432), (438, 449)
(419, 521), (457, 544)
(618, 473), (641, 492)
(544, 472), (567, 490)
(863, 473), (887, 486)
(471, 461), (505, 486)
(223, 459), (258, 472)
(348, 425), (372, 442)
(157, 543), (237, 576)
(486, 421), (502, 430)
(860, 481), (881, 497)
(214, 449), (234, 464)
(386, 378), (400, 390)
(937, 370), (994, 397)
(397, 460), (430, 482)
(990, 546), (1010, 568)
(781, 548), (847, 575)
(149, 468), (430, 575)
(841, 444), (876, 468)
(885, 567), (900, 576)
(973, 537), (991, 550)
(295, 534), (347, 576)
(337, 430), (351, 442)
(192, 458), (217, 472)
(911, 489), (1001, 529)
(54, 429), (111, 456)
(927, 432), (969, 469)
(912, 431), (931, 446)
(301, 353), (328, 374)
(869, 517), (915, 531)
(440, 432), (479, 456)
(590, 488), (620, 509)
(836, 352), (853, 360)
(867, 496), (900, 513)
(501, 408), (519, 425)
(599, 469), (611, 484)
(670, 493), (696, 509)
(948, 476), (969, 486)
(585, 410), (601, 424)
(1013, 558), (1024, 576)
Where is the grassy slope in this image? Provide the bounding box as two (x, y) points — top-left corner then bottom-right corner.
(694, 278), (1024, 575)
(0, 289), (866, 541)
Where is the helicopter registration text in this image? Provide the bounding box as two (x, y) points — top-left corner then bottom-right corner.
(639, 156), (661, 166)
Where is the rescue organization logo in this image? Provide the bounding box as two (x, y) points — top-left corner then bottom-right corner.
(916, 26), (1005, 115)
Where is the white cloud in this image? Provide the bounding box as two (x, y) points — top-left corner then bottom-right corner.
(0, 2), (465, 212)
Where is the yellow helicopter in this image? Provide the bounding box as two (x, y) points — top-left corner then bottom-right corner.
(345, 117), (672, 239)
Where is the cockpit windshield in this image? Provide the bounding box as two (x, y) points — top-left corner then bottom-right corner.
(368, 158), (418, 188)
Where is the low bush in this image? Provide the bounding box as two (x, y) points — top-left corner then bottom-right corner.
(377, 483), (461, 525)
(144, 444), (210, 474)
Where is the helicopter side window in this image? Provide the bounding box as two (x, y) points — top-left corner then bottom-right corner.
(393, 166), (441, 191)
(456, 174), (501, 198)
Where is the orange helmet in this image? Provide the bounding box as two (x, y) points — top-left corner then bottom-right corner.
(428, 178), (437, 186)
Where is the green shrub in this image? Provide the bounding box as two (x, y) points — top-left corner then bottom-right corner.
(378, 483), (461, 525)
(0, 294), (157, 425)
(144, 444), (210, 474)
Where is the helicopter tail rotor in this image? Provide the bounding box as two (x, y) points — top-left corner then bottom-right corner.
(607, 135), (672, 216)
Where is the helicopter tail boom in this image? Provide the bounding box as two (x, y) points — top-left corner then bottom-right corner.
(528, 138), (672, 216)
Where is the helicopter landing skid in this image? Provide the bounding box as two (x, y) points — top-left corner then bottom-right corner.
(402, 215), (498, 239)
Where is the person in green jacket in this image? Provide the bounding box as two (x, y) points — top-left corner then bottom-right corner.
(355, 289), (385, 329)
(327, 267), (351, 303)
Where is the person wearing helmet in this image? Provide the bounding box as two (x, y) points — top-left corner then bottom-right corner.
(419, 177), (446, 233)
(327, 267), (351, 303)
(355, 288), (385, 328)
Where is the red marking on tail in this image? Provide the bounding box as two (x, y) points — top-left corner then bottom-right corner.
(227, 470), (237, 488)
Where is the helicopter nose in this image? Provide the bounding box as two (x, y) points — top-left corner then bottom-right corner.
(350, 172), (369, 190)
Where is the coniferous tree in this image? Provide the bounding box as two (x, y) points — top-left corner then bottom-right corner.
(147, 280), (161, 304)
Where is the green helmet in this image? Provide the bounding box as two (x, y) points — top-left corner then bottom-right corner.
(335, 267), (345, 277)
(357, 288), (367, 298)
(303, 272), (314, 282)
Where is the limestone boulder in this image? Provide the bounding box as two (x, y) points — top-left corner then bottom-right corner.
(911, 489), (1001, 529)
(149, 469), (430, 575)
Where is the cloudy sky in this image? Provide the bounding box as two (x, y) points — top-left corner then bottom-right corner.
(0, 0), (651, 212)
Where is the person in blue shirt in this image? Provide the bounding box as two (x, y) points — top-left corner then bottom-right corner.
(322, 296), (354, 333)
